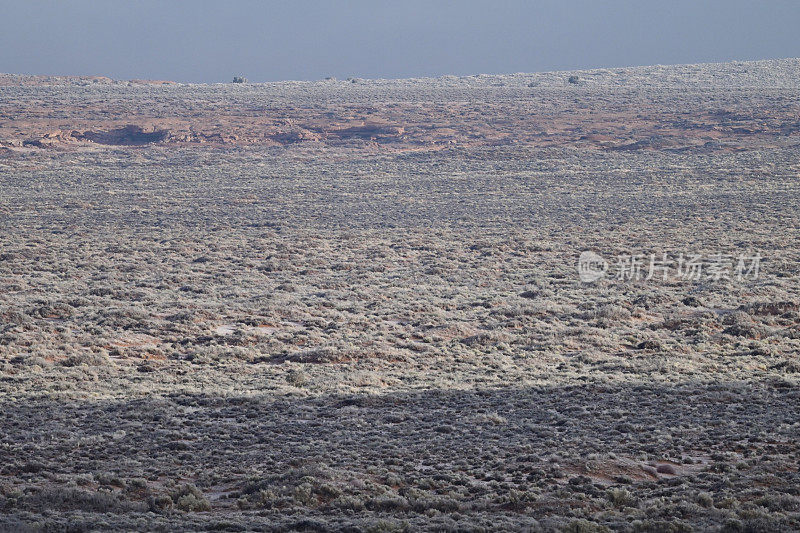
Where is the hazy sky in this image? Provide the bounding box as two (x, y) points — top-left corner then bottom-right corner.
(1, 0), (798, 83)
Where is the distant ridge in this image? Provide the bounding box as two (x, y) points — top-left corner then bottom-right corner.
(1, 57), (798, 88)
(0, 74), (176, 87)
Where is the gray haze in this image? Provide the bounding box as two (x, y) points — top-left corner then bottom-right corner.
(1, 0), (798, 82)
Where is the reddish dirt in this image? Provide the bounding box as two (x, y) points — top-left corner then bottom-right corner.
(2, 75), (798, 153)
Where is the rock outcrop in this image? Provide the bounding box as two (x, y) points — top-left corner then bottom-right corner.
(79, 125), (170, 145)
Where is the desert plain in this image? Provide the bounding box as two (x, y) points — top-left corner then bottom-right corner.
(0, 59), (799, 531)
